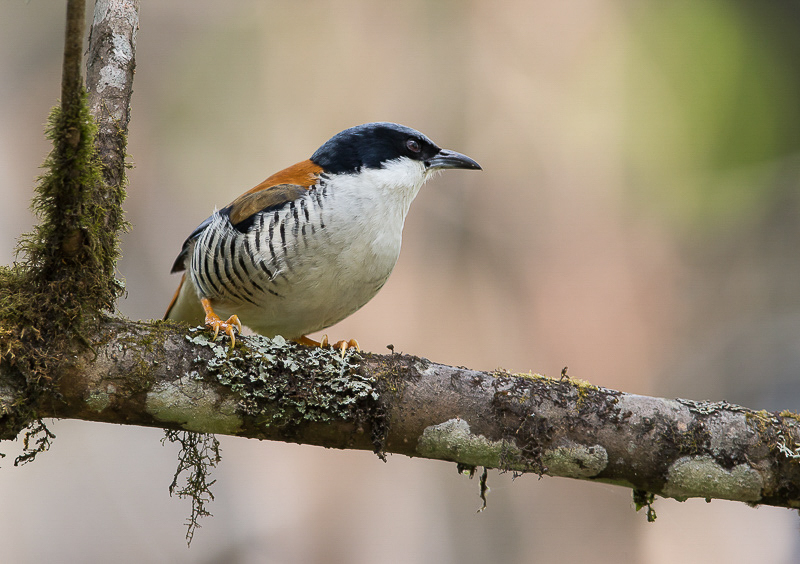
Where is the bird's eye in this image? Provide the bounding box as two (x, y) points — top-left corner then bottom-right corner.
(406, 139), (421, 153)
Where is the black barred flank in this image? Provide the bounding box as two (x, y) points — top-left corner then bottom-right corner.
(188, 181), (328, 307)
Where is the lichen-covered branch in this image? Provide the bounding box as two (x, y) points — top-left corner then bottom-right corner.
(2, 318), (800, 509)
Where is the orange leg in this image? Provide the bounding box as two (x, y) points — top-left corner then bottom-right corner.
(294, 334), (360, 357)
(201, 298), (242, 348)
(295, 335), (323, 347)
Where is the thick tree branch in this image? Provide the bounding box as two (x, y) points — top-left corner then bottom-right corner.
(2, 318), (800, 509)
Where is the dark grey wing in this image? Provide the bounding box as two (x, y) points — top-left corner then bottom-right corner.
(170, 215), (214, 273)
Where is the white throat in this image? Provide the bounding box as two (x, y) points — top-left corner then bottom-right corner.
(350, 156), (431, 219)
(318, 156), (433, 277)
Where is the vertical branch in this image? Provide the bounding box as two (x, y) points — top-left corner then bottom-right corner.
(0, 0), (140, 437)
(61, 0), (86, 119)
(23, 0), (102, 290)
(54, 0), (89, 260)
(86, 0), (140, 189)
(1, 0), (139, 379)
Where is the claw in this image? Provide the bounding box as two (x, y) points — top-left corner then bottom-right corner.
(201, 298), (240, 348)
(294, 335), (360, 356)
(331, 339), (360, 357)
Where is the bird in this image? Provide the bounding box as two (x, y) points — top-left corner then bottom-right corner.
(164, 122), (481, 351)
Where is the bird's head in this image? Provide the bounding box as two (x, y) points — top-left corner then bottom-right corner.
(310, 122), (481, 181)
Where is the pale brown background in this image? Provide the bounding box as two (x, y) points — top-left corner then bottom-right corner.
(2, 1), (800, 563)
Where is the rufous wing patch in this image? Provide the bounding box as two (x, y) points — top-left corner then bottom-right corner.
(239, 159), (322, 197)
(225, 159), (323, 228)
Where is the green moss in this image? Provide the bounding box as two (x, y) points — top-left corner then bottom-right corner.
(1, 92), (126, 380)
(570, 377), (601, 409)
(514, 370), (549, 381)
(0, 89), (128, 443)
(779, 410), (800, 424)
(744, 409), (777, 435)
(25, 93), (127, 307)
(490, 368), (549, 383)
(633, 489), (658, 522)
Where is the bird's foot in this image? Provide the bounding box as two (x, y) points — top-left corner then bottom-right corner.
(322, 335), (361, 357)
(201, 298), (242, 348)
(296, 334), (360, 357)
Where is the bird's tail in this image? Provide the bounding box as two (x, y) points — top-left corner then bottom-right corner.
(164, 273), (204, 325)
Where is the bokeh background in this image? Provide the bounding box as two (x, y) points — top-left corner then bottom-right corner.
(2, 1), (800, 562)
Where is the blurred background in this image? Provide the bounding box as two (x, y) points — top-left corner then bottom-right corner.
(2, 1), (800, 562)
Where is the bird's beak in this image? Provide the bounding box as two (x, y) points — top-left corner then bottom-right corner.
(427, 149), (482, 171)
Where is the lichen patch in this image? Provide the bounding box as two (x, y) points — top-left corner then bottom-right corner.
(542, 442), (608, 478)
(146, 380), (242, 435)
(417, 418), (518, 468)
(85, 388), (112, 413)
(662, 455), (763, 502)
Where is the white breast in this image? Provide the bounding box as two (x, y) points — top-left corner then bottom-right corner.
(205, 157), (431, 339)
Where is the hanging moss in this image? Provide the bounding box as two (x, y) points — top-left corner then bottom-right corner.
(0, 89), (127, 445)
(23, 90), (126, 320)
(0, 88), (126, 381)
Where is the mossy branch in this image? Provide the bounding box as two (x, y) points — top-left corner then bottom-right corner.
(0, 0), (137, 455)
(0, 0), (135, 381)
(61, 0), (86, 116)
(3, 319), (800, 511)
